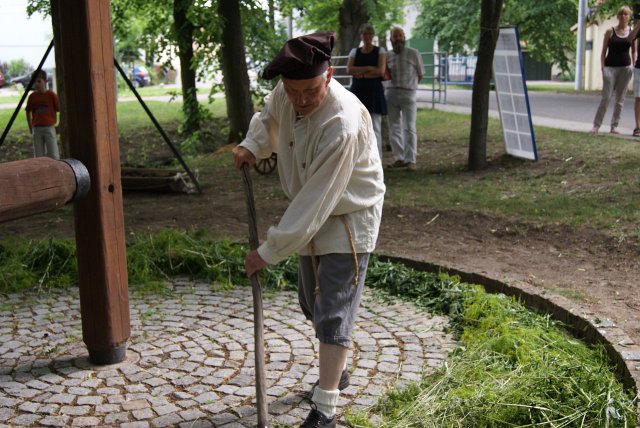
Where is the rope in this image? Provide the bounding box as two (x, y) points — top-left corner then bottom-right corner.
(309, 239), (321, 296)
(339, 215), (359, 286)
(310, 215), (359, 296)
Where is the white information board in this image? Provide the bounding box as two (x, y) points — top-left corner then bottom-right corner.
(493, 26), (538, 161)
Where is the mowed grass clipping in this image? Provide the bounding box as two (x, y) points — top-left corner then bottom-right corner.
(0, 229), (298, 295)
(0, 231), (636, 426)
(350, 259), (638, 427)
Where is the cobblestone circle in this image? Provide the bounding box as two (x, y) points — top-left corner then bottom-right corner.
(0, 282), (456, 427)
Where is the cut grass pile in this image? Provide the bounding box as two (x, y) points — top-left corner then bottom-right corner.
(351, 259), (638, 427)
(0, 230), (636, 427)
(0, 229), (298, 295)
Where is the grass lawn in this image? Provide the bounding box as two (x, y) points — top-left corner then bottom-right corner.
(382, 108), (640, 240)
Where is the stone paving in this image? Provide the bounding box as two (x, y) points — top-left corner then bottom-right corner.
(0, 281), (456, 427)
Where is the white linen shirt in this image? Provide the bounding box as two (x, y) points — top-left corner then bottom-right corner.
(239, 78), (385, 265)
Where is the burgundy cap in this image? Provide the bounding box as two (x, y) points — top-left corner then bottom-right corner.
(262, 31), (335, 80)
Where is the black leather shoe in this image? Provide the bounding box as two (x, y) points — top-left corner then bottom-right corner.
(309, 368), (350, 396)
(300, 405), (337, 428)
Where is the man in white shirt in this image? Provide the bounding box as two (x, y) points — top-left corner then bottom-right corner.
(386, 26), (425, 171)
(232, 31), (385, 428)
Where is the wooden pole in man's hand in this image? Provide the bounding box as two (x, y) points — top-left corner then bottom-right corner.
(241, 163), (269, 427)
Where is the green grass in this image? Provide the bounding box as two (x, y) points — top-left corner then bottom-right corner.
(2, 94), (622, 237)
(433, 82), (576, 92)
(0, 95), (228, 165)
(0, 237), (77, 294)
(0, 84), (212, 107)
(347, 259), (637, 427)
(381, 109), (640, 237)
(0, 86), (226, 137)
(0, 97), (226, 133)
(116, 84), (204, 98)
(5, 88), (639, 242)
(0, 229), (298, 295)
(3, 95), (638, 252)
(525, 81), (575, 92)
(0, 87), (638, 425)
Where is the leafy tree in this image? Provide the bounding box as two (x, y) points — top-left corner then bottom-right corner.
(414, 0), (578, 73)
(110, 0), (280, 142)
(191, 0), (285, 96)
(111, 0), (175, 69)
(416, 0), (580, 170)
(595, 0), (640, 17)
(281, 0), (404, 54)
(173, 0), (201, 135)
(7, 59), (31, 79)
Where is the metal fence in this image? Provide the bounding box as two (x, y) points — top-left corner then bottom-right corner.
(446, 54), (477, 85)
(332, 52), (450, 108)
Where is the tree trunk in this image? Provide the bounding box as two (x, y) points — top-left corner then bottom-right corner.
(173, 0), (200, 135)
(468, 0), (503, 171)
(218, 0), (254, 144)
(338, 0), (369, 55)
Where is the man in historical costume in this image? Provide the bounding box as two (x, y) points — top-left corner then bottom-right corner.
(232, 31), (385, 427)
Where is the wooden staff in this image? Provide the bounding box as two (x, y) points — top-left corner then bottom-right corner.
(241, 163), (269, 427)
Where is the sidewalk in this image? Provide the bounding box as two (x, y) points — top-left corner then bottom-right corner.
(418, 87), (640, 138)
(0, 283), (455, 427)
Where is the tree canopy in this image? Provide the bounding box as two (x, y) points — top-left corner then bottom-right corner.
(281, 0), (405, 53)
(414, 0), (578, 72)
(27, 0), (406, 142)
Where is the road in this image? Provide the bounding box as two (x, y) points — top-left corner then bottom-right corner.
(420, 87), (638, 137)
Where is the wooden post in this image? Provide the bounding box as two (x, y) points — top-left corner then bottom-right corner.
(56, 1), (130, 364)
(0, 158), (89, 224)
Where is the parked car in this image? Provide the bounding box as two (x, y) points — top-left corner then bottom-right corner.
(0, 70), (5, 88)
(128, 65), (151, 88)
(10, 70), (54, 90)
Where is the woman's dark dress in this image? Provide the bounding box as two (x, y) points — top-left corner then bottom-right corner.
(350, 46), (387, 115)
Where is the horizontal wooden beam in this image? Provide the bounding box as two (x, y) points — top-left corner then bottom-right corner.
(0, 157), (90, 224)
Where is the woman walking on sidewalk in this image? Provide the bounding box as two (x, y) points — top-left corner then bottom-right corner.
(591, 5), (635, 134)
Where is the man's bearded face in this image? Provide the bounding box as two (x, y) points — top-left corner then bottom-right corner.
(391, 31), (406, 54)
(392, 39), (405, 53)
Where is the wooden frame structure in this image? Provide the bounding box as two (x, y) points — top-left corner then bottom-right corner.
(0, 2), (132, 365)
(0, 158), (89, 223)
(0, 1), (130, 366)
(53, 0), (131, 365)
